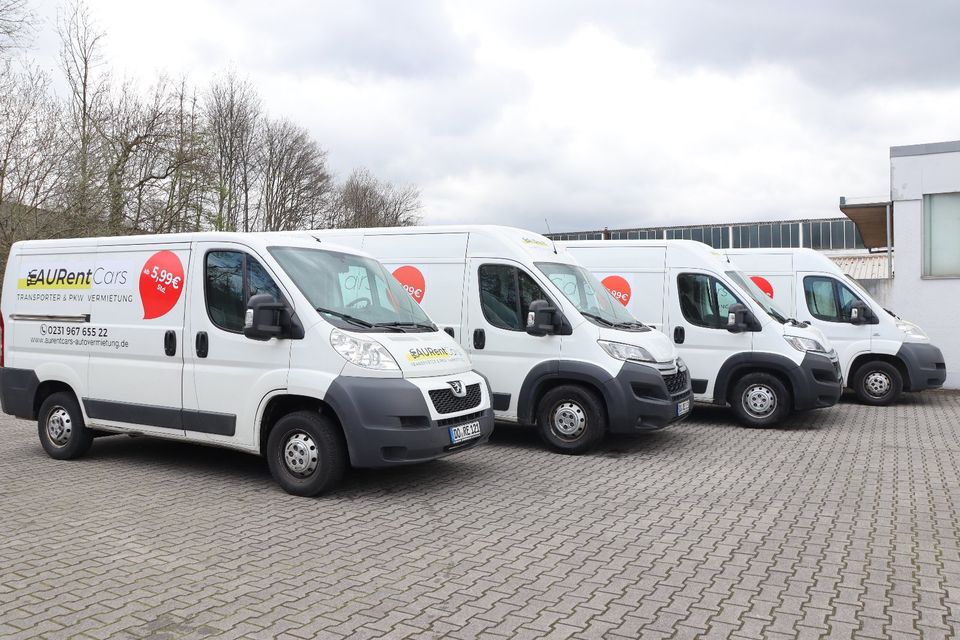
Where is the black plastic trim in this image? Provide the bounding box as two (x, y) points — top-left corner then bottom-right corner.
(896, 343), (946, 391)
(492, 393), (511, 411)
(691, 378), (708, 394)
(712, 351), (842, 411)
(517, 359), (692, 432)
(83, 398), (237, 435)
(324, 376), (494, 468)
(0, 367), (40, 419)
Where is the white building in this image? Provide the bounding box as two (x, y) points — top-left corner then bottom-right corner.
(842, 140), (960, 388)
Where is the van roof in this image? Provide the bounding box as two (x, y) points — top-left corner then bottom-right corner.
(561, 238), (739, 269)
(10, 231), (371, 259)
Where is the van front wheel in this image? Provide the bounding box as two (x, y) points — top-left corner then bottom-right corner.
(267, 411), (346, 496)
(730, 373), (791, 428)
(37, 392), (93, 460)
(537, 385), (605, 454)
(852, 361), (902, 406)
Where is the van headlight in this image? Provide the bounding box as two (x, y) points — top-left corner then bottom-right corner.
(330, 329), (399, 370)
(896, 320), (927, 340)
(784, 336), (826, 353)
(598, 340), (655, 363)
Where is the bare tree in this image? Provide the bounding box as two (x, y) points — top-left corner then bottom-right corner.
(256, 118), (332, 231)
(204, 71), (261, 232)
(0, 0), (32, 54)
(330, 167), (422, 229)
(58, 0), (107, 226)
(0, 62), (67, 266)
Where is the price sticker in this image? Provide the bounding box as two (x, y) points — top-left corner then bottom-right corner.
(140, 250), (185, 319)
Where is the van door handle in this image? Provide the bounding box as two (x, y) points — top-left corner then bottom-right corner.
(164, 330), (177, 356)
(473, 328), (485, 350)
(673, 326), (685, 344)
(196, 331), (209, 358)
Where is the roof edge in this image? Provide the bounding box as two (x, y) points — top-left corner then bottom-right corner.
(890, 140), (960, 158)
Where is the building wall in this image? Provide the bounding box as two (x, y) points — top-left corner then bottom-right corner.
(890, 148), (960, 388)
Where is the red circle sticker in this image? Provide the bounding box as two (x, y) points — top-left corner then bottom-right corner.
(602, 275), (631, 306)
(393, 265), (425, 304)
(139, 250), (185, 319)
(751, 275), (774, 299)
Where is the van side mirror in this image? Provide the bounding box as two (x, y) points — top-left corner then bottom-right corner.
(849, 300), (878, 325)
(244, 294), (286, 341)
(726, 303), (759, 333)
(526, 299), (560, 337)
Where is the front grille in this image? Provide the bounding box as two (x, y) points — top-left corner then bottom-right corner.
(663, 369), (689, 396)
(437, 410), (486, 428)
(429, 383), (482, 414)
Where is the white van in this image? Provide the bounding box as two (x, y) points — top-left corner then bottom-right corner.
(0, 232), (493, 496)
(303, 226), (693, 454)
(724, 248), (946, 405)
(563, 240), (843, 427)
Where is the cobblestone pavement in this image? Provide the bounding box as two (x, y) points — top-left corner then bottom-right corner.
(1, 392), (959, 640)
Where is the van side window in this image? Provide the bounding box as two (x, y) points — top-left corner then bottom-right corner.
(677, 273), (742, 329)
(478, 264), (549, 331)
(803, 276), (862, 322)
(206, 251), (283, 333)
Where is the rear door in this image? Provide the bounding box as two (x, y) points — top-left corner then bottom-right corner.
(183, 242), (293, 447)
(666, 269), (753, 400)
(85, 244), (189, 436)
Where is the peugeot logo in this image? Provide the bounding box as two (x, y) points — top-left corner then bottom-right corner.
(447, 380), (466, 397)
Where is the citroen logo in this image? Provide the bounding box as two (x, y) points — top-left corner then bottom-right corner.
(447, 380), (466, 397)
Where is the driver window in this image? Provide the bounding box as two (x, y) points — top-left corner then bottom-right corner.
(206, 251), (283, 333)
(479, 264), (549, 331)
(677, 273), (742, 329)
(803, 276), (845, 322)
(836, 282), (861, 322)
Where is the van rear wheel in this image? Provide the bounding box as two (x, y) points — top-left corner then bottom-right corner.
(852, 361), (902, 406)
(730, 373), (790, 428)
(37, 392), (93, 460)
(267, 411), (346, 496)
(537, 385), (605, 454)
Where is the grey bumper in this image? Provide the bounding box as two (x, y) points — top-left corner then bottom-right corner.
(323, 376), (493, 468)
(606, 362), (693, 433)
(792, 352), (843, 411)
(897, 343), (947, 391)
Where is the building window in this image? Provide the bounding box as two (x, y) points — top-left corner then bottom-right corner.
(923, 193), (960, 277)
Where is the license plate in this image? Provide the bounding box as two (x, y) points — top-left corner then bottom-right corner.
(449, 420), (482, 444)
(677, 399), (691, 416)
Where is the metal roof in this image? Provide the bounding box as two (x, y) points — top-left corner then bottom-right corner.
(829, 253), (890, 280)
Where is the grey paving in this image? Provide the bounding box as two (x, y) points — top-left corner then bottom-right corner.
(1, 392), (959, 639)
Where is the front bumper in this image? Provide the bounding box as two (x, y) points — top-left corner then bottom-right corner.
(897, 343), (947, 391)
(604, 361), (694, 433)
(324, 375), (494, 468)
(792, 352), (843, 411)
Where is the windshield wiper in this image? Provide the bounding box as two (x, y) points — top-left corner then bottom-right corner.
(315, 307), (375, 328)
(614, 320), (649, 330)
(580, 312), (615, 327)
(373, 321), (437, 331)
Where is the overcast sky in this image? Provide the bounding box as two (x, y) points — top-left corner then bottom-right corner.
(24, 0), (960, 233)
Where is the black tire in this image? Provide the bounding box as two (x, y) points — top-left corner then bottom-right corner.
(266, 411), (346, 496)
(536, 385), (605, 454)
(37, 392), (93, 460)
(730, 373), (791, 428)
(852, 361), (903, 406)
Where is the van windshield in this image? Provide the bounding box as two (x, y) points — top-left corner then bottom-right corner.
(725, 270), (791, 324)
(536, 262), (647, 330)
(269, 247), (435, 332)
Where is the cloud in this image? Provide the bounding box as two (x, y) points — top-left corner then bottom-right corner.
(22, 0), (960, 234)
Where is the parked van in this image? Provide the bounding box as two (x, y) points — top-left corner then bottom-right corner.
(724, 248), (946, 405)
(303, 226), (693, 453)
(563, 240), (843, 427)
(0, 232), (493, 496)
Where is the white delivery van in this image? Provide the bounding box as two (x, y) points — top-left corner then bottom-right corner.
(724, 248), (946, 405)
(303, 226), (693, 454)
(563, 240), (843, 427)
(0, 232), (494, 496)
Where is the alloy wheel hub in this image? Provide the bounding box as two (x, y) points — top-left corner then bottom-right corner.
(283, 432), (319, 476)
(743, 385), (777, 418)
(553, 402), (586, 438)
